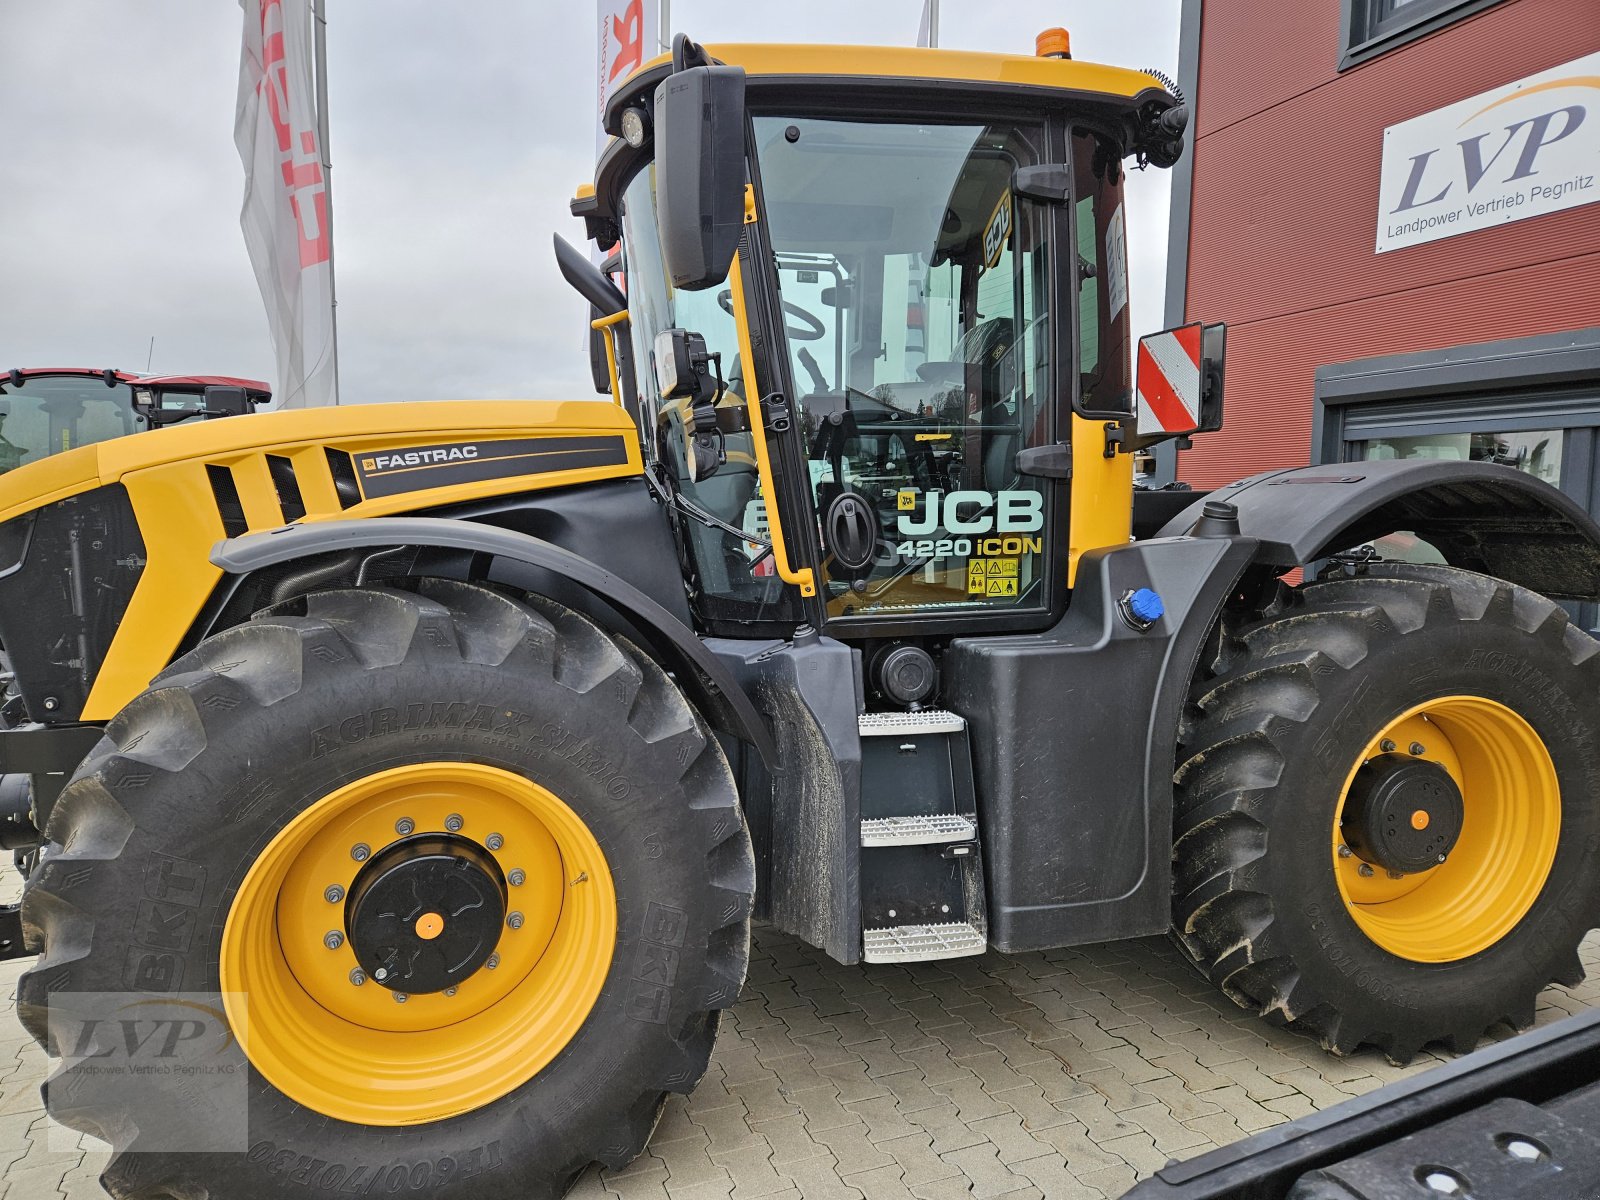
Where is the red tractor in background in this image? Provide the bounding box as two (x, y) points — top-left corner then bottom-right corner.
(0, 367), (270, 472)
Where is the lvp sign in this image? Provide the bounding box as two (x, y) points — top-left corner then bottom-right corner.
(1377, 51), (1599, 253)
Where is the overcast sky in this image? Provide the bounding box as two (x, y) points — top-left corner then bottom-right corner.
(0, 2), (1179, 404)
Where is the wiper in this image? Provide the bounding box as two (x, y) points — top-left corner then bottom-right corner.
(673, 494), (770, 547)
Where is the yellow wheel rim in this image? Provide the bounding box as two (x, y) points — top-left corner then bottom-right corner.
(220, 762), (616, 1125)
(1333, 696), (1560, 963)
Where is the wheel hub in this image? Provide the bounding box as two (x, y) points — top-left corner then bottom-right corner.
(1343, 753), (1463, 875)
(345, 833), (507, 994)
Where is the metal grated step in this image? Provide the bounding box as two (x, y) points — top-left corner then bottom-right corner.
(858, 710), (966, 737)
(862, 922), (986, 963)
(860, 814), (976, 847)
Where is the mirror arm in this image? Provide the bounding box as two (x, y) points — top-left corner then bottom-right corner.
(553, 234), (626, 316)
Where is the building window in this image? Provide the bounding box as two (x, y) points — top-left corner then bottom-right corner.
(1340, 0), (1507, 70)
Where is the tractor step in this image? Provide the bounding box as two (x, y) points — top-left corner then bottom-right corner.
(861, 814), (976, 846)
(863, 921), (987, 963)
(856, 708), (988, 963)
(858, 710), (966, 737)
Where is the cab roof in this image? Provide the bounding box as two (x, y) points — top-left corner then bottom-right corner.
(601, 42), (1173, 138)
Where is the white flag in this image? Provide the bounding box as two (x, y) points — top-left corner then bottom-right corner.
(597, 0), (659, 158)
(236, 0), (337, 408)
(917, 0), (937, 47)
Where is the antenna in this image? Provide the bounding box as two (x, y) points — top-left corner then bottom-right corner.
(146, 337), (155, 373)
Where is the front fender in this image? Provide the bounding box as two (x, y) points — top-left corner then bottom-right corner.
(210, 517), (777, 768)
(1157, 460), (1600, 601)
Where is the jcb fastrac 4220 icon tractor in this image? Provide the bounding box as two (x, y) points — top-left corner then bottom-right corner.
(7, 32), (1600, 1200)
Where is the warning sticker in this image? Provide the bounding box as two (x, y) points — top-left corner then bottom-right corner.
(966, 558), (1019, 596)
(897, 489), (918, 512)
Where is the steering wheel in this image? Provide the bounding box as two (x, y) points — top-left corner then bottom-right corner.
(718, 290), (826, 341)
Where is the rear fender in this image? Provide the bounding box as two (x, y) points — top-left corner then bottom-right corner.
(1156, 460), (1600, 601)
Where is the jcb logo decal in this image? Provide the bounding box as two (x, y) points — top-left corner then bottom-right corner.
(897, 489), (1043, 537)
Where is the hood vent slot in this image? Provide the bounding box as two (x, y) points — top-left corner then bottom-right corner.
(207, 465), (248, 537)
(266, 454), (307, 522)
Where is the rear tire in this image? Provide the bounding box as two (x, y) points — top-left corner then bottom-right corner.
(18, 580), (753, 1199)
(1173, 564), (1600, 1062)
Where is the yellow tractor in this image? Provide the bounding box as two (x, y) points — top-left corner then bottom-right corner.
(6, 31), (1600, 1200)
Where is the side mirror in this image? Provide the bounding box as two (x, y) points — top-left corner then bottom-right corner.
(202, 386), (252, 417)
(653, 328), (724, 481)
(1133, 321), (1225, 446)
(653, 59), (747, 291)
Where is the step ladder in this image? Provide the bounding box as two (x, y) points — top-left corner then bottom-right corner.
(857, 710), (988, 963)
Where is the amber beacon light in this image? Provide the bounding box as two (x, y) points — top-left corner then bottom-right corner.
(1035, 27), (1072, 58)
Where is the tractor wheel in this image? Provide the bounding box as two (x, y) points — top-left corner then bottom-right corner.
(17, 580), (753, 1199)
(1173, 563), (1600, 1062)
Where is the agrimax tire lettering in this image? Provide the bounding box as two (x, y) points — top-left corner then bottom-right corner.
(308, 704), (634, 799)
(247, 1140), (502, 1192)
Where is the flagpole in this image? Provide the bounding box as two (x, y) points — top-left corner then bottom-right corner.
(312, 0), (341, 404)
(928, 0), (939, 47)
(659, 0), (671, 53)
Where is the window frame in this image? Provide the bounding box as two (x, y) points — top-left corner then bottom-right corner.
(1339, 0), (1507, 71)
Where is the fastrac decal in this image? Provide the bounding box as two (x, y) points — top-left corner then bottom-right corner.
(352, 435), (629, 499)
(362, 445), (480, 472)
(1377, 50), (1600, 253)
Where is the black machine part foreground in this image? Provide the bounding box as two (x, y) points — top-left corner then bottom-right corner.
(1124, 1006), (1600, 1200)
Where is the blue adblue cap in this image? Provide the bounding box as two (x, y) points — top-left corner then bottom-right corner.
(1129, 588), (1165, 624)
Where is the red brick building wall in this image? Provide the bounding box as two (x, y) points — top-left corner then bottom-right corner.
(1175, 0), (1600, 487)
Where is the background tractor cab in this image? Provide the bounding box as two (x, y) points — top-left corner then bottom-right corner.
(0, 368), (269, 473)
(568, 36), (1206, 657)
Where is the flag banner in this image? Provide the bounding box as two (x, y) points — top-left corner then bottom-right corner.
(917, 0), (933, 47)
(236, 0), (337, 408)
(597, 0), (659, 157)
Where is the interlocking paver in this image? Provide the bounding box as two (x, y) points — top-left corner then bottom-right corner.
(2, 877), (1597, 1200)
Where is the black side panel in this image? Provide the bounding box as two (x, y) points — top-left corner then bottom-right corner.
(427, 478), (693, 629)
(1134, 487), (1209, 540)
(707, 635), (863, 965)
(945, 535), (1256, 952)
(0, 485), (145, 723)
(1157, 460), (1600, 600)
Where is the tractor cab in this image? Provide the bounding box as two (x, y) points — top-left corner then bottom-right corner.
(0, 368), (270, 473)
(574, 37), (1192, 643)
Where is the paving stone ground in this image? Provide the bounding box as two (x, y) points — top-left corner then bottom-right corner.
(2, 861), (1596, 1199)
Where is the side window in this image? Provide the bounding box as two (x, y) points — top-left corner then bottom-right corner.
(619, 165), (798, 627)
(1073, 131), (1132, 418)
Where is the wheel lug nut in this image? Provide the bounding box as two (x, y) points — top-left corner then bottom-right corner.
(324, 930), (344, 950)
(486, 833), (504, 851)
(1409, 742), (1426, 756)
(445, 813), (464, 832)
(1358, 864), (1375, 877)
(350, 843), (370, 862)
(395, 817), (415, 836)
(1387, 870), (1404, 880)
(324, 884), (344, 903)
(508, 869), (526, 886)
(349, 968), (366, 987)
(486, 953), (501, 970)
(1337, 844), (1353, 859)
(444, 986), (458, 997)
(507, 911), (524, 930)
(1380, 739), (1396, 753)
(394, 992), (408, 1004)
(1437, 853), (1448, 863)
(375, 967), (388, 981)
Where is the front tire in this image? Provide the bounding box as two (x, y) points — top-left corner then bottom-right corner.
(1173, 564), (1600, 1062)
(18, 580), (753, 1199)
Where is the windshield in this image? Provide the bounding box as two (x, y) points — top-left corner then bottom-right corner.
(0, 375), (139, 472)
(753, 114), (1055, 619)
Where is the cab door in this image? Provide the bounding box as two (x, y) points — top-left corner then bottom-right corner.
(747, 111), (1074, 636)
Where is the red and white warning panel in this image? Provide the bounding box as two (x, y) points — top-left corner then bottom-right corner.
(1135, 322), (1204, 437)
